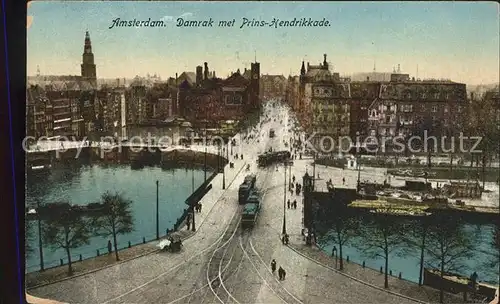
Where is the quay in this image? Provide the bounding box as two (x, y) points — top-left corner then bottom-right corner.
(27, 104), (497, 304)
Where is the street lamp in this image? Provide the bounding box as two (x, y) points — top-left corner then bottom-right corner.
(282, 161), (292, 236)
(204, 122), (208, 182)
(156, 180), (159, 240)
(357, 156), (361, 192)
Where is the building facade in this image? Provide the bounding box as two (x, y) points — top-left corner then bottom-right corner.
(288, 55), (469, 153)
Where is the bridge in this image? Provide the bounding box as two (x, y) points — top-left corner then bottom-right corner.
(26, 140), (241, 156)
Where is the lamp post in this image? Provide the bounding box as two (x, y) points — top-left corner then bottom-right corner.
(204, 121), (208, 182)
(357, 156), (361, 192)
(36, 200), (44, 271)
(191, 152), (195, 192)
(282, 161), (291, 236)
(312, 151), (316, 190)
(156, 180), (159, 240)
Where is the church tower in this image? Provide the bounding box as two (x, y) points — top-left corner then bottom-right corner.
(250, 61), (260, 108)
(81, 31), (97, 84)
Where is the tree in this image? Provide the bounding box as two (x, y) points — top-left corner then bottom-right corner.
(43, 202), (92, 275)
(400, 217), (431, 286)
(317, 204), (357, 270)
(468, 95), (499, 189)
(425, 214), (473, 303)
(93, 192), (134, 261)
(355, 208), (406, 288)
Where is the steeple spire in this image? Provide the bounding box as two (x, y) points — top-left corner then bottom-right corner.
(323, 54), (328, 69)
(300, 61), (306, 76)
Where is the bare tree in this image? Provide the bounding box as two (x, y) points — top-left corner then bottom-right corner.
(317, 204), (357, 270)
(43, 203), (92, 275)
(93, 192), (134, 261)
(425, 214), (473, 303)
(355, 208), (406, 288)
(400, 217), (431, 286)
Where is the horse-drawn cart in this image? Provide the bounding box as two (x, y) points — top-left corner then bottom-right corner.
(157, 232), (183, 252)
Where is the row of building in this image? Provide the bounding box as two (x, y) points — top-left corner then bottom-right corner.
(27, 31), (288, 140)
(286, 54), (499, 151)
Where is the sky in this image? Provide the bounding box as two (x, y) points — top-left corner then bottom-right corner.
(27, 1), (499, 85)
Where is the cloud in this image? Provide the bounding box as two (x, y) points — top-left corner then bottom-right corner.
(178, 12), (193, 19)
(160, 12), (193, 23)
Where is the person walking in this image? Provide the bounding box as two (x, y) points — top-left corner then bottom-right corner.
(342, 177), (345, 185)
(287, 199), (290, 209)
(271, 259), (277, 274)
(282, 268), (286, 280)
(278, 266), (284, 280)
(107, 240), (112, 254)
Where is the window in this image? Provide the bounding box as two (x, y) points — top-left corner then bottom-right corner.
(444, 106), (448, 113)
(458, 106), (463, 113)
(422, 93), (427, 99)
(434, 92), (439, 99)
(432, 106), (438, 112)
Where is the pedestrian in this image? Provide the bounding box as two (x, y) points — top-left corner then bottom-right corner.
(281, 234), (286, 244)
(342, 177), (345, 185)
(282, 268), (286, 280)
(285, 234), (289, 245)
(287, 200), (290, 209)
(292, 175), (295, 183)
(278, 266), (284, 280)
(271, 259), (277, 274)
(293, 200), (297, 209)
(186, 220), (191, 230)
(107, 240), (112, 254)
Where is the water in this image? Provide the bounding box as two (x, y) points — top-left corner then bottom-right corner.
(25, 163), (213, 272)
(319, 222), (499, 285)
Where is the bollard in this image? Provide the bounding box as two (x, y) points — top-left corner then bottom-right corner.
(128, 241), (131, 248)
(143, 237), (146, 244)
(398, 272), (402, 279)
(346, 256), (349, 262)
(362, 261), (365, 268)
(390, 270), (392, 276)
(79, 254), (82, 262)
(380, 266), (383, 273)
(60, 259), (63, 266)
(97, 249), (100, 256)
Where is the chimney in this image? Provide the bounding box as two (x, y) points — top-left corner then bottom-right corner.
(116, 78), (120, 87)
(175, 73), (178, 86)
(412, 77), (415, 81)
(397, 64), (401, 73)
(204, 62), (209, 80)
(307, 62), (310, 71)
(471, 92), (475, 101)
(366, 76), (370, 82)
(213, 71), (216, 78)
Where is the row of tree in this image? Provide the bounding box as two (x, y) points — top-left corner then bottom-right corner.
(317, 204), (499, 303)
(26, 192), (134, 275)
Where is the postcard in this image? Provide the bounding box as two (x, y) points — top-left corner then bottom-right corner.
(24, 1), (499, 304)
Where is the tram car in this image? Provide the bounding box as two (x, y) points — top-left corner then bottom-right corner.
(241, 189), (261, 228)
(238, 174), (257, 204)
(257, 151), (291, 167)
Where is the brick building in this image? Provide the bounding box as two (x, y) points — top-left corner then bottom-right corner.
(178, 61), (261, 127)
(288, 55), (468, 153)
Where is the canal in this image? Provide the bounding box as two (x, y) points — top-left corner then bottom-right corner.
(318, 220), (499, 285)
(26, 163), (213, 273)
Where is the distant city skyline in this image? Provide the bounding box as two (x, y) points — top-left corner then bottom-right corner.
(27, 2), (499, 85)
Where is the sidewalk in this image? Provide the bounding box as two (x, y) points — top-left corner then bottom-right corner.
(28, 141), (255, 304)
(27, 158), (246, 289)
(287, 162), (467, 303)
